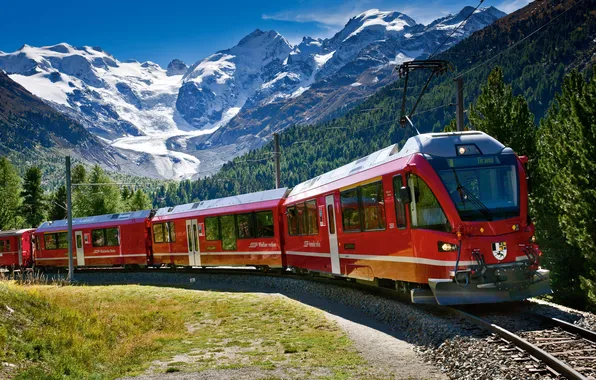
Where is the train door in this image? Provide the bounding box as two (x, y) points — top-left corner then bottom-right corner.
(75, 231), (85, 266)
(17, 236), (23, 266)
(325, 195), (341, 275)
(185, 219), (201, 266)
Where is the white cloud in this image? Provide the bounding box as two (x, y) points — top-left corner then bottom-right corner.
(497, 0), (532, 13)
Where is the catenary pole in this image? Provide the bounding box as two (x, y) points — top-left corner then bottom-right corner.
(65, 156), (74, 281)
(274, 133), (281, 189)
(455, 76), (465, 131)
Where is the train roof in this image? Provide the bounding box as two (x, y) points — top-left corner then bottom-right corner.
(0, 228), (35, 237)
(288, 131), (507, 198)
(154, 187), (288, 219)
(36, 209), (152, 232)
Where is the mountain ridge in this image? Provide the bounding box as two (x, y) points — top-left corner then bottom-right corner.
(0, 5), (505, 179)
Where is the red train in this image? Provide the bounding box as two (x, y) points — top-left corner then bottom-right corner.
(1, 131), (551, 305)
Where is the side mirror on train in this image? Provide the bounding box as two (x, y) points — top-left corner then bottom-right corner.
(399, 186), (412, 204)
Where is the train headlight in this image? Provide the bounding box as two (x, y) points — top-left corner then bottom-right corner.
(511, 224), (519, 231)
(530, 235), (536, 243)
(438, 242), (458, 252)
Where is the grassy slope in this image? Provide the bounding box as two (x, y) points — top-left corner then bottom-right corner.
(0, 281), (369, 379)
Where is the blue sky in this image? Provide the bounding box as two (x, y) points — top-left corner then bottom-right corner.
(0, 0), (531, 67)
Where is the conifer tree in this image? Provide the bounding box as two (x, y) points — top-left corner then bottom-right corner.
(469, 67), (536, 157)
(536, 70), (596, 310)
(0, 157), (22, 230)
(127, 189), (152, 211)
(87, 165), (122, 216)
(48, 185), (67, 221)
(20, 166), (46, 227)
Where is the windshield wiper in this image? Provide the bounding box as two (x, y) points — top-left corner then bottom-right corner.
(452, 169), (493, 221)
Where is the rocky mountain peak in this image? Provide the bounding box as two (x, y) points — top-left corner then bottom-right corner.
(166, 59), (188, 76)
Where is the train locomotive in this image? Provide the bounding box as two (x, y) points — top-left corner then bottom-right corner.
(2, 131), (551, 305)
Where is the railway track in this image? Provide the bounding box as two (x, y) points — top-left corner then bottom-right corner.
(450, 308), (596, 379)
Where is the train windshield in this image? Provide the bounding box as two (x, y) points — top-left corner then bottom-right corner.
(430, 155), (519, 221)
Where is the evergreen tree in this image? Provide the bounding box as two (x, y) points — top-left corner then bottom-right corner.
(0, 157), (22, 230)
(469, 67), (537, 157)
(48, 185), (67, 221)
(20, 166), (46, 227)
(536, 70), (596, 310)
(72, 164), (92, 217)
(127, 189), (152, 211)
(86, 165), (122, 216)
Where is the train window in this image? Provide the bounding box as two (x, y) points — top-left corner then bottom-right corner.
(255, 211), (275, 237)
(220, 215), (237, 250)
(186, 225), (192, 251)
(237, 213), (255, 239)
(76, 235), (83, 249)
(341, 188), (361, 232)
(408, 175), (450, 232)
(327, 205), (336, 234)
(106, 228), (120, 246)
(0, 241), (4, 252)
(295, 203), (307, 235)
(44, 234), (57, 250)
(306, 200), (318, 235)
(393, 175), (407, 229)
(167, 222), (176, 242)
(92, 229), (105, 247)
(153, 223), (165, 243)
(286, 206), (297, 236)
(193, 224), (199, 252)
(92, 228), (120, 247)
(361, 181), (386, 231)
(205, 217), (221, 241)
(57, 232), (69, 249)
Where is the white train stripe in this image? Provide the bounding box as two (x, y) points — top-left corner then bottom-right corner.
(286, 251), (532, 267)
(36, 254), (146, 261)
(286, 251), (330, 258)
(159, 251), (282, 256)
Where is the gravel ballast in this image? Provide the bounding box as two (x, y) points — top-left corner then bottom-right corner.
(69, 270), (596, 379)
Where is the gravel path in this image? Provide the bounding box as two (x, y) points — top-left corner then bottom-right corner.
(69, 270), (596, 380)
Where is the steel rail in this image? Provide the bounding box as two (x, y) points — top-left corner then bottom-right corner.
(535, 314), (596, 343)
(450, 308), (588, 380)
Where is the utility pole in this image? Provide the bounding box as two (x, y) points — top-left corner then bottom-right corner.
(274, 133), (281, 189)
(455, 76), (465, 131)
(65, 156), (74, 281)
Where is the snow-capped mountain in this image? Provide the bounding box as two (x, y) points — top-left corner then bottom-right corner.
(0, 5), (505, 180)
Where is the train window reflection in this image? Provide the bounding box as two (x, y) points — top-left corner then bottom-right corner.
(220, 215), (237, 250)
(361, 182), (385, 231)
(153, 223), (165, 243)
(341, 188), (361, 232)
(237, 213), (255, 239)
(393, 175), (407, 228)
(255, 211), (275, 237)
(408, 175), (450, 232)
(306, 200), (318, 235)
(205, 217), (221, 241)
